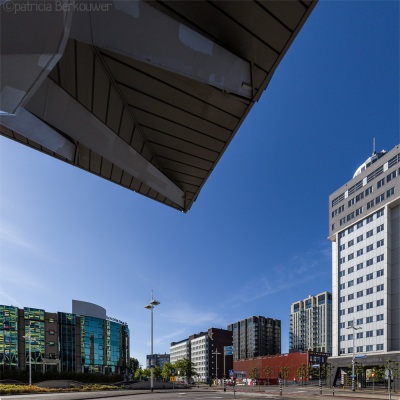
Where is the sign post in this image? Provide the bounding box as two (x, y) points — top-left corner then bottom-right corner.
(224, 346), (233, 381)
(171, 368), (175, 390)
(385, 369), (392, 400)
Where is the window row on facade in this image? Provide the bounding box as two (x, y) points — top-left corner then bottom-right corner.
(338, 268), (384, 286)
(338, 299), (384, 316)
(331, 154), (399, 208)
(337, 196), (390, 227)
(339, 343), (384, 354)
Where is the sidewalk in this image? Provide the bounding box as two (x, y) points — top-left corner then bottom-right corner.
(207, 384), (399, 400)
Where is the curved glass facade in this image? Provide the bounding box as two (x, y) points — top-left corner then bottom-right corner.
(0, 303), (129, 374)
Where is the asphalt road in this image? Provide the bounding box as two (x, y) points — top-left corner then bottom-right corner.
(3, 386), (397, 400)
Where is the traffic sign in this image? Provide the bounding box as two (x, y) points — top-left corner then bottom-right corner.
(225, 347), (233, 355)
(229, 369), (235, 377)
(170, 376), (176, 382)
(350, 374), (356, 378)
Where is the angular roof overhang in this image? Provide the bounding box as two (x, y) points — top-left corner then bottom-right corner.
(0, 0), (317, 212)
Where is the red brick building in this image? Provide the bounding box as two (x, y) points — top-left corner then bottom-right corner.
(233, 351), (330, 384)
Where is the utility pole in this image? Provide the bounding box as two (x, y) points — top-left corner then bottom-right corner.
(347, 320), (362, 391)
(22, 325), (32, 386)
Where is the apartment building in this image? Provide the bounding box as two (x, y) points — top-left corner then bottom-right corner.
(146, 353), (170, 369)
(169, 328), (232, 381)
(170, 338), (190, 365)
(328, 144), (400, 384)
(227, 316), (281, 360)
(289, 292), (332, 354)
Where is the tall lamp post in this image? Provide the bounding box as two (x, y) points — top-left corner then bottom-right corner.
(145, 290), (160, 392)
(347, 321), (361, 391)
(22, 325), (32, 386)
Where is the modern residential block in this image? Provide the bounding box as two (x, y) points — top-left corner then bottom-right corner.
(169, 328), (232, 381)
(289, 292), (332, 354)
(227, 316), (281, 360)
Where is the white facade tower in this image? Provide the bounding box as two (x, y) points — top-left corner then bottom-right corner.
(328, 144), (400, 384)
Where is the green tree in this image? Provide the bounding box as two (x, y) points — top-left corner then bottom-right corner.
(174, 358), (197, 383)
(296, 364), (307, 386)
(322, 363), (335, 387)
(161, 362), (174, 381)
(391, 361), (399, 392)
(129, 357), (139, 375)
(280, 366), (290, 386)
(249, 367), (259, 383)
(154, 365), (162, 380)
(142, 368), (151, 380)
(264, 366), (272, 386)
(134, 367), (143, 381)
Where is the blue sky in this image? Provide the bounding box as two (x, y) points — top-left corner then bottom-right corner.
(0, 1), (399, 367)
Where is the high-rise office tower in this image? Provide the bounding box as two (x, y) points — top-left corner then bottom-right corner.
(227, 316), (281, 360)
(328, 145), (399, 380)
(289, 292), (332, 354)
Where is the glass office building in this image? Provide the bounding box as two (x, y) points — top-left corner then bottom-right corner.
(24, 307), (46, 371)
(0, 301), (129, 374)
(58, 312), (77, 372)
(0, 305), (18, 370)
(81, 315), (104, 373)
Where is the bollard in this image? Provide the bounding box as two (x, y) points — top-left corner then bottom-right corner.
(280, 383), (282, 396)
(333, 385), (335, 396)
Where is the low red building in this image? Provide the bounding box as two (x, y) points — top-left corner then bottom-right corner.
(233, 351), (330, 384)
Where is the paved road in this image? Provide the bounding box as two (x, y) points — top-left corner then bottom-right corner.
(3, 386), (398, 400)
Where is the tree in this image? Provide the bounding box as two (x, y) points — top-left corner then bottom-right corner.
(296, 364), (307, 386)
(249, 367), (260, 384)
(134, 367), (143, 381)
(142, 368), (151, 380)
(264, 366), (272, 386)
(161, 362), (174, 382)
(129, 357), (139, 375)
(280, 366), (290, 386)
(174, 358), (197, 383)
(384, 359), (399, 392)
(153, 365), (162, 381)
(322, 363), (335, 387)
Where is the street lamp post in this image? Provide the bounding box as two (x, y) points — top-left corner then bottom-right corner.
(22, 325), (32, 386)
(346, 321), (361, 391)
(145, 290), (160, 392)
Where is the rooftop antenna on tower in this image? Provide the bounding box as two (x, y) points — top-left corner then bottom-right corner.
(372, 137), (376, 155)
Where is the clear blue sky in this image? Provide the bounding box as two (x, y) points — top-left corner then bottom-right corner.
(0, 1), (399, 367)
